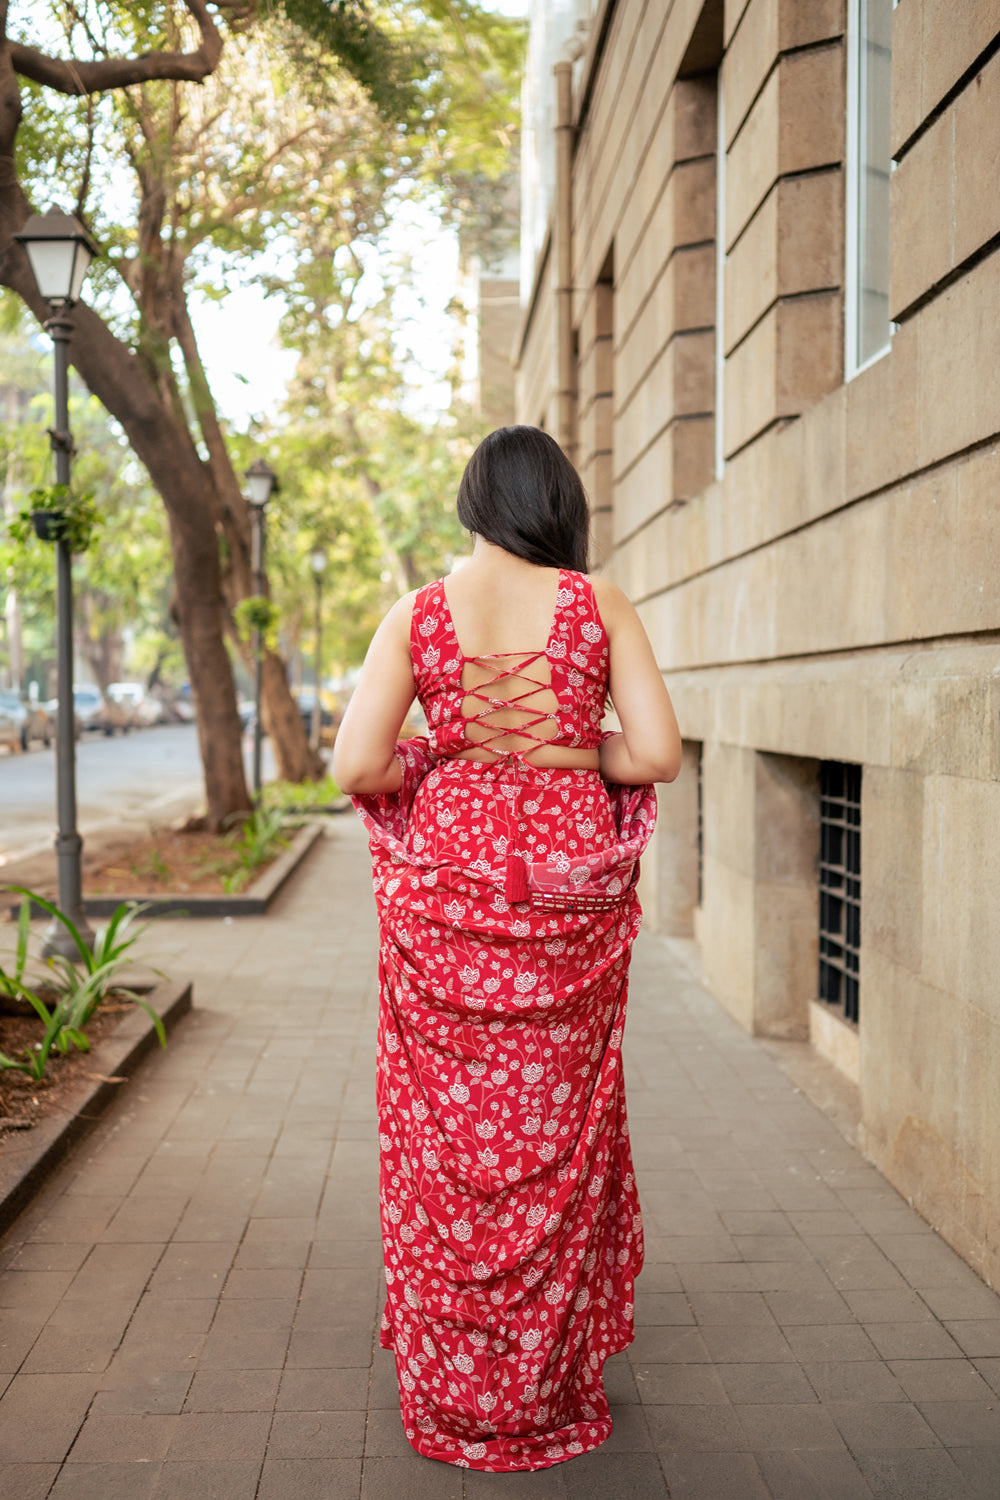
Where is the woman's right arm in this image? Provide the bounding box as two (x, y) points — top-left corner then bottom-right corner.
(593, 578), (682, 785)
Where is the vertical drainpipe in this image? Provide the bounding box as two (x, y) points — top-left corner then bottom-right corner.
(553, 59), (575, 460)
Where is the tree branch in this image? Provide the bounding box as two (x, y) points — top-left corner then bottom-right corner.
(9, 0), (224, 96)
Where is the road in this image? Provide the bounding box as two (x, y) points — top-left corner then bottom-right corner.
(0, 724), (274, 864)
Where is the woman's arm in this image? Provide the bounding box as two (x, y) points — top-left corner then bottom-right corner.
(332, 594), (417, 795)
(593, 578), (682, 785)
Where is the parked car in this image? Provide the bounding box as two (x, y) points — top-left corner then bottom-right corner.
(241, 689), (340, 743)
(69, 685), (131, 736)
(21, 697), (52, 748)
(0, 693), (23, 753)
(108, 681), (163, 727)
(293, 686), (339, 736)
(0, 691), (51, 750)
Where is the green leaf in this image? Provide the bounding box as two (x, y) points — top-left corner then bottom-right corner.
(129, 997), (167, 1049)
(0, 1050), (33, 1074)
(15, 898), (30, 982)
(7, 888), (93, 969)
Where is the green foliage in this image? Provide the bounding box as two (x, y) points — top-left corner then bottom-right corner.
(0, 973), (92, 1082)
(263, 774), (342, 811)
(0, 899), (32, 1004)
(233, 594), (280, 646)
(0, 892), (168, 1081)
(129, 849), (171, 886)
(276, 0), (417, 119)
(5, 1), (525, 702)
(217, 807), (290, 894)
(8, 485), (102, 554)
(0, 296), (179, 694)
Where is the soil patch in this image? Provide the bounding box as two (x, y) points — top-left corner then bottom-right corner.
(3, 825), (288, 905)
(0, 998), (137, 1135)
(83, 826), (286, 898)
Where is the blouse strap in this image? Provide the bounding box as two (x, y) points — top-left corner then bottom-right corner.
(409, 578), (443, 664)
(572, 569), (607, 642)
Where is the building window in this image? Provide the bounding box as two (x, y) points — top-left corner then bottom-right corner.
(818, 762), (862, 1025)
(845, 0), (894, 375)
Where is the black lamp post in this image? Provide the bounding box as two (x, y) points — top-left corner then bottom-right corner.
(308, 548), (327, 753)
(14, 208), (98, 959)
(244, 458), (279, 801)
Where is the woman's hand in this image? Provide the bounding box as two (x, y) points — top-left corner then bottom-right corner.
(332, 595), (417, 795)
(593, 578), (682, 785)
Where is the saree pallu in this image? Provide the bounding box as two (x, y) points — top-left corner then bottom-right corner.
(353, 738), (656, 1471)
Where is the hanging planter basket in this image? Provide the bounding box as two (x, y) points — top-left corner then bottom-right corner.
(9, 488), (100, 554)
(30, 510), (66, 543)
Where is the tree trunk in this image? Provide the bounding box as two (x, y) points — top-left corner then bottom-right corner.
(260, 651), (325, 782)
(262, 653), (325, 781)
(172, 292), (326, 783)
(170, 512), (251, 831)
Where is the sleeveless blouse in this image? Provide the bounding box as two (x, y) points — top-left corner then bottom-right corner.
(410, 568), (609, 761)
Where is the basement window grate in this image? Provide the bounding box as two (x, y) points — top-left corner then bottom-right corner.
(818, 761), (862, 1025)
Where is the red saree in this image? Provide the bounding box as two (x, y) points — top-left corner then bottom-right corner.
(352, 571), (655, 1471)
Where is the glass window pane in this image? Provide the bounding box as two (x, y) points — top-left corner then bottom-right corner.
(853, 0), (893, 368)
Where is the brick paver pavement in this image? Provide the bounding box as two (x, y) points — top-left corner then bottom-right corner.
(1, 818), (999, 1499)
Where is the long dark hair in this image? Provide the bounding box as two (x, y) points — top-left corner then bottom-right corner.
(456, 425), (590, 572)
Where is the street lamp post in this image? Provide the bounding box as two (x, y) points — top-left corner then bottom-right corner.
(14, 209), (97, 959)
(244, 459), (279, 802)
(309, 548), (327, 753)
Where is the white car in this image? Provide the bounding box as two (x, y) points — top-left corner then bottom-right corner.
(54, 685), (130, 736)
(108, 681), (162, 727)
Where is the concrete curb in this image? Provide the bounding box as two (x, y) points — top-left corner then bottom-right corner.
(12, 818), (326, 922)
(0, 978), (192, 1234)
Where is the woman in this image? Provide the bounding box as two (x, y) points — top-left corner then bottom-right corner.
(334, 425), (681, 1472)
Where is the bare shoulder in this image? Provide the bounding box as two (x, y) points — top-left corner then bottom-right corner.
(379, 589), (420, 641)
(589, 574), (638, 627)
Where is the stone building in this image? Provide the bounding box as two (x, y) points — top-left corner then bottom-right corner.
(516, 0), (1000, 1285)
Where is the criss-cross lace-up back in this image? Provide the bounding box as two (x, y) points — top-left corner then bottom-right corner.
(454, 645), (561, 756)
(411, 568), (609, 764)
(410, 568), (610, 902)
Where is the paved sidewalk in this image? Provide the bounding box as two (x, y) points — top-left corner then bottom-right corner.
(1, 818), (999, 1499)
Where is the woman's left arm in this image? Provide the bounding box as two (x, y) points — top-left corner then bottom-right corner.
(332, 594), (417, 795)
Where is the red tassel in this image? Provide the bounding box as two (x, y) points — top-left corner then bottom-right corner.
(504, 852), (531, 904)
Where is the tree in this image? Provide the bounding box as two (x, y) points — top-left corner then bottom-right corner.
(0, 0), (523, 827)
(0, 295), (179, 699)
(258, 247), (484, 671)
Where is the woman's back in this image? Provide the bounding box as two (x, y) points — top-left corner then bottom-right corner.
(414, 559), (608, 766)
(442, 553), (562, 658)
(334, 539), (681, 795)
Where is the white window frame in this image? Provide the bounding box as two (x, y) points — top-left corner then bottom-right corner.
(844, 0), (896, 380)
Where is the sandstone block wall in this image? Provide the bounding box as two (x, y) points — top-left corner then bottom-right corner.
(516, 0), (1000, 1283)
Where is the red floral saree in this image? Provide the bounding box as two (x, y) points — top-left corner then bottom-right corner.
(352, 573), (655, 1471)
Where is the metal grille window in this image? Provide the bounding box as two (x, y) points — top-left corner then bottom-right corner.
(818, 762), (862, 1024)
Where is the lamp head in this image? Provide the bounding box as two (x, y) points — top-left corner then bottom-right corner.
(14, 208), (98, 309)
(309, 548), (328, 575)
(244, 458), (279, 509)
